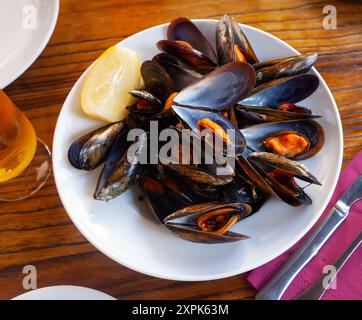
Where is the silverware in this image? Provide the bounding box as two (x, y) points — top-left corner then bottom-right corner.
(296, 231), (362, 300)
(255, 174), (362, 300)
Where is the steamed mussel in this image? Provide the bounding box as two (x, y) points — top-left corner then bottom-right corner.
(164, 202), (251, 243)
(68, 14), (326, 244)
(68, 121), (126, 170)
(157, 17), (218, 74)
(216, 14), (259, 65)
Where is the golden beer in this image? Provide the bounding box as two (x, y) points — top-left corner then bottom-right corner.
(0, 90), (37, 183)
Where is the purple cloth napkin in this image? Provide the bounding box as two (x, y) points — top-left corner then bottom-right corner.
(247, 150), (362, 300)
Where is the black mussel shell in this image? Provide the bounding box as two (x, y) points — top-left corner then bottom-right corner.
(237, 154), (312, 207)
(241, 120), (324, 160)
(153, 53), (202, 91)
(141, 60), (175, 102)
(129, 90), (162, 106)
(248, 152), (321, 185)
(140, 175), (195, 223)
(127, 101), (163, 131)
(222, 179), (267, 214)
(68, 122), (126, 170)
(247, 160), (313, 207)
(216, 14), (259, 65)
(236, 155), (276, 196)
(167, 163), (234, 186)
(253, 53), (317, 70)
(94, 132), (148, 201)
(235, 104), (320, 128)
(241, 74), (320, 108)
(167, 17), (217, 64)
(157, 40), (216, 74)
(164, 202), (251, 243)
(172, 105), (246, 156)
(158, 127), (235, 186)
(255, 53), (318, 85)
(173, 62), (256, 111)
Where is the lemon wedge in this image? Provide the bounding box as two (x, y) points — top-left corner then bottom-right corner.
(81, 46), (141, 122)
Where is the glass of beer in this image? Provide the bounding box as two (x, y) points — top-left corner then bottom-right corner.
(0, 90), (51, 201)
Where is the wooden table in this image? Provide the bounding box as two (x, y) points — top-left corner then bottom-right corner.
(0, 0), (361, 300)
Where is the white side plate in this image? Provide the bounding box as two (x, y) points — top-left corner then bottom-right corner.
(0, 0), (59, 89)
(13, 286), (116, 300)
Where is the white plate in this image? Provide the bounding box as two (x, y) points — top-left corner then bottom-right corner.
(53, 20), (343, 281)
(12, 286), (116, 300)
(0, 0), (59, 89)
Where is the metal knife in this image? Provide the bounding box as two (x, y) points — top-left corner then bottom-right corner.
(255, 174), (362, 300)
(296, 231), (362, 300)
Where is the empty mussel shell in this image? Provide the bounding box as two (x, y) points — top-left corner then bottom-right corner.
(241, 120), (324, 160)
(241, 74), (319, 108)
(164, 202), (251, 243)
(173, 62), (256, 111)
(68, 121), (126, 170)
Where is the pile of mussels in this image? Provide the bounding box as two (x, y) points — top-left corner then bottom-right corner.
(68, 15), (325, 244)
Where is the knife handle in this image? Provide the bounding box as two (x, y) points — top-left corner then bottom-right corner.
(255, 207), (347, 300)
(296, 231), (362, 300)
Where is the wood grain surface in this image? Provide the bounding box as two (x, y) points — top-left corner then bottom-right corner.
(0, 0), (361, 300)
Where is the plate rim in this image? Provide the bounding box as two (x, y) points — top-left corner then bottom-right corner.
(0, 0), (59, 89)
(53, 19), (344, 281)
(12, 285), (116, 300)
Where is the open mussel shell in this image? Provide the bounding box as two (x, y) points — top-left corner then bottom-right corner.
(216, 14), (259, 65)
(255, 53), (318, 85)
(248, 152), (321, 185)
(129, 90), (162, 106)
(68, 122), (126, 170)
(164, 202), (251, 243)
(141, 60), (175, 102)
(235, 104), (320, 127)
(237, 154), (311, 207)
(94, 132), (148, 201)
(159, 127), (235, 186)
(167, 17), (217, 64)
(173, 62), (256, 111)
(167, 163), (234, 186)
(247, 159), (313, 207)
(222, 179), (267, 214)
(153, 53), (202, 91)
(236, 155), (276, 196)
(128, 91), (163, 124)
(241, 74), (319, 108)
(241, 120), (324, 160)
(253, 55), (302, 70)
(157, 40), (216, 74)
(172, 105), (246, 156)
(140, 174), (195, 223)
